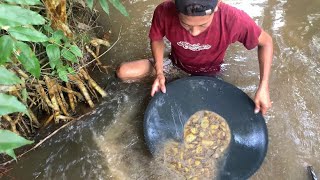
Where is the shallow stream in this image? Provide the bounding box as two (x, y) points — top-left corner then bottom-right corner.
(3, 0), (320, 179)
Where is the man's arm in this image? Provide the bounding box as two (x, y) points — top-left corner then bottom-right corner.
(151, 40), (166, 96)
(254, 29), (273, 115)
(151, 40), (165, 76)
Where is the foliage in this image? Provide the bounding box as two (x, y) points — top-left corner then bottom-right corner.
(0, 66), (22, 85)
(0, 0), (112, 143)
(0, 129), (34, 160)
(0, 93), (29, 116)
(86, 0), (129, 16)
(44, 26), (82, 82)
(0, 0), (85, 118)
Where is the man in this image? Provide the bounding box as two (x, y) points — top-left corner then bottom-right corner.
(117, 0), (273, 115)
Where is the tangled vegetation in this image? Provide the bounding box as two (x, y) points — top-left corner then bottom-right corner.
(0, 0), (128, 160)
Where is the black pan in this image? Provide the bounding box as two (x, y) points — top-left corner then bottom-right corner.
(144, 76), (268, 180)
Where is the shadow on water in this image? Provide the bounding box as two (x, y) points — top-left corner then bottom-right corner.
(4, 79), (155, 179)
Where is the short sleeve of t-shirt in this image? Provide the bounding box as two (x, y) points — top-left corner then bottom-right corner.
(228, 7), (262, 50)
(149, 5), (165, 41)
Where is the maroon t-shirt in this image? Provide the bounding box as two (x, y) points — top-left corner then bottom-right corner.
(149, 1), (262, 75)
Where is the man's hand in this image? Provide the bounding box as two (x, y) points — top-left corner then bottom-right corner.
(254, 84), (272, 115)
(151, 73), (166, 96)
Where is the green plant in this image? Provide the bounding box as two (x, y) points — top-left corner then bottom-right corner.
(86, 0), (129, 16)
(0, 0), (83, 131)
(0, 129), (34, 160)
(43, 26), (81, 82)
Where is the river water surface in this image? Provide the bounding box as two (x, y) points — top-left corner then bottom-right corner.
(2, 0), (320, 179)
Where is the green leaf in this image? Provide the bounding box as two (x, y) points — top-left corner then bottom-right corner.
(4, 149), (16, 160)
(99, 0), (109, 15)
(64, 42), (71, 48)
(0, 35), (14, 64)
(43, 24), (54, 34)
(57, 68), (68, 82)
(46, 44), (61, 69)
(15, 42), (40, 78)
(0, 66), (22, 85)
(86, 0), (94, 10)
(0, 93), (28, 116)
(41, 41), (49, 47)
(61, 49), (78, 63)
(67, 67), (76, 74)
(8, 26), (48, 42)
(69, 45), (83, 58)
(4, 0), (42, 5)
(108, 0), (128, 17)
(50, 30), (66, 44)
(0, 4), (45, 27)
(0, 129), (34, 160)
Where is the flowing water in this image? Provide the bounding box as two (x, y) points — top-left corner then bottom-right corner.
(2, 0), (320, 179)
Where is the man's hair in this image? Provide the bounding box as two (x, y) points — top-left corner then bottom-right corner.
(185, 4), (211, 15)
(175, 0), (218, 16)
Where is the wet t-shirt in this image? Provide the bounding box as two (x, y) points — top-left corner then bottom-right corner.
(149, 1), (262, 75)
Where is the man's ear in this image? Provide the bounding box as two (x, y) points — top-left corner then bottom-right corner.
(214, 0), (221, 12)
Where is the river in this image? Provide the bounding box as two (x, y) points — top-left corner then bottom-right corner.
(2, 0), (320, 179)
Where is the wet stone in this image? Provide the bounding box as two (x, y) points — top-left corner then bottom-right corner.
(160, 110), (231, 179)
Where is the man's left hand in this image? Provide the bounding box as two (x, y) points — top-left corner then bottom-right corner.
(254, 85), (272, 115)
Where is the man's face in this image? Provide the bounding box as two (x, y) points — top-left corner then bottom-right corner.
(177, 1), (220, 36)
(178, 13), (214, 36)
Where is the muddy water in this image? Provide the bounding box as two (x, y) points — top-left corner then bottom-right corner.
(3, 0), (320, 179)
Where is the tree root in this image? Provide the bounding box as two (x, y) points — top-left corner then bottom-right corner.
(1, 66), (107, 136)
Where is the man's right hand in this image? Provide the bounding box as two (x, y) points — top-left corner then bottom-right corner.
(151, 73), (166, 96)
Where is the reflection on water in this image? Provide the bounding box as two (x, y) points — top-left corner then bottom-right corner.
(3, 0), (320, 179)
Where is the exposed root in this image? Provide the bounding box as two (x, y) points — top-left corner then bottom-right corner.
(1, 1), (111, 141)
(80, 69), (107, 97)
(3, 115), (18, 134)
(60, 86), (83, 100)
(12, 65), (29, 79)
(85, 45), (102, 66)
(36, 84), (54, 112)
(43, 115), (54, 127)
(44, 76), (60, 113)
(66, 82), (76, 112)
(68, 74), (94, 108)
